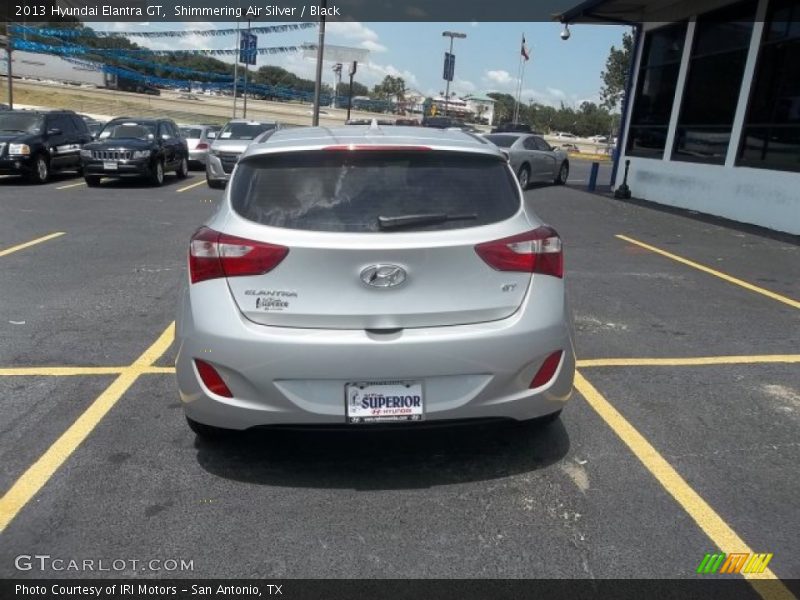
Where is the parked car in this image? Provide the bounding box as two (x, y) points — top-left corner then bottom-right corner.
(206, 119), (280, 189)
(395, 118), (420, 126)
(178, 93), (200, 101)
(421, 116), (464, 129)
(491, 123), (535, 134)
(553, 132), (577, 140)
(346, 119), (395, 126)
(484, 133), (570, 188)
(176, 125), (575, 438)
(589, 135), (609, 144)
(0, 109), (91, 183)
(80, 117), (189, 186)
(85, 120), (106, 139)
(180, 124), (220, 169)
(0, 103), (10, 111)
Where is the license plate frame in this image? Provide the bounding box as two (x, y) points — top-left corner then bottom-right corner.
(103, 161), (118, 171)
(345, 380), (424, 424)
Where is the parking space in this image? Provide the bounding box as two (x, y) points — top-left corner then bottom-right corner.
(0, 172), (798, 591)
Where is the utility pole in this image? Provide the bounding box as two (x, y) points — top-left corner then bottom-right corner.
(4, 21), (13, 109)
(311, 0), (327, 126)
(232, 20), (240, 119)
(243, 20), (251, 118)
(346, 61), (357, 122)
(441, 31), (466, 118)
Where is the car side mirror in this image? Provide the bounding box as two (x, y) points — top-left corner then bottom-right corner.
(47, 128), (62, 136)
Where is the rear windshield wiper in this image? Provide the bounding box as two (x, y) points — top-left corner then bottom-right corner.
(378, 213), (478, 230)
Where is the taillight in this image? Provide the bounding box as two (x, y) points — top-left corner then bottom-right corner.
(196, 142), (209, 150)
(195, 360), (233, 397)
(189, 227), (289, 284)
(530, 351), (563, 388)
(474, 226), (563, 277)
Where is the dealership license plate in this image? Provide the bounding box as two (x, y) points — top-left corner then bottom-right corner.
(345, 380), (424, 424)
(103, 161), (118, 171)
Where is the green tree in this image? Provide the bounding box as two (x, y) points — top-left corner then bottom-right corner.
(600, 31), (634, 111)
(486, 92), (516, 124)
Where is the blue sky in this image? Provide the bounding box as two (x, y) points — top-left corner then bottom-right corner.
(89, 21), (628, 107)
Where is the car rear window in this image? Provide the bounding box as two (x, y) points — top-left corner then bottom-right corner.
(484, 135), (519, 148)
(181, 128), (203, 138)
(231, 150), (520, 233)
(219, 122), (275, 140)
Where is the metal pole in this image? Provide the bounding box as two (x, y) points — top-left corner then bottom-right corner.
(232, 21), (240, 119)
(311, 0), (327, 126)
(444, 36), (453, 117)
(5, 21), (13, 109)
(346, 62), (356, 122)
(243, 20), (250, 118)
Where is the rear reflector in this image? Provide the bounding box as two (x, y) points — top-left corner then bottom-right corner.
(322, 145), (432, 151)
(196, 142), (209, 150)
(189, 227), (289, 284)
(194, 359), (233, 398)
(474, 225), (563, 278)
(530, 351), (564, 389)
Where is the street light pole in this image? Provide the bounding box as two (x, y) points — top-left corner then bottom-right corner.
(311, 0), (327, 126)
(441, 31), (466, 118)
(4, 21), (13, 109)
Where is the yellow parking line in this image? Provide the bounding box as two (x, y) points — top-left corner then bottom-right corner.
(0, 367), (125, 376)
(575, 371), (794, 600)
(0, 323), (175, 533)
(176, 179), (206, 193)
(0, 232), (65, 258)
(617, 234), (800, 310)
(55, 181), (86, 190)
(577, 355), (800, 368)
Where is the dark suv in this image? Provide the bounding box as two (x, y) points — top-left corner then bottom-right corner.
(0, 110), (91, 183)
(81, 117), (189, 186)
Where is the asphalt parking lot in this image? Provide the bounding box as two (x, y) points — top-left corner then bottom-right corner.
(0, 159), (798, 591)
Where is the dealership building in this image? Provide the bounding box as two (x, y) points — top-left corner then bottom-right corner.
(561, 0), (800, 235)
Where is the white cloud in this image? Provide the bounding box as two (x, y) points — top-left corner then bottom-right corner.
(360, 40), (388, 53)
(327, 21), (380, 43)
(454, 77), (476, 93)
(485, 70), (515, 86)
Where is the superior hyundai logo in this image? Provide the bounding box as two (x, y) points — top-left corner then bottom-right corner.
(360, 264), (407, 288)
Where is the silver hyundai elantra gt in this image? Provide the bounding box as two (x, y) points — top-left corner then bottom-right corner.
(175, 124), (575, 438)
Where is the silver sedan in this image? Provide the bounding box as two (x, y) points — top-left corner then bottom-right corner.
(176, 125), (575, 438)
(484, 133), (569, 189)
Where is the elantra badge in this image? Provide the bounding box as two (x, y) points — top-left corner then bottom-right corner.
(360, 265), (407, 288)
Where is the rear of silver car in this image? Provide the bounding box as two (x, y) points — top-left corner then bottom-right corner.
(206, 120), (278, 188)
(176, 128), (575, 434)
(180, 125), (218, 168)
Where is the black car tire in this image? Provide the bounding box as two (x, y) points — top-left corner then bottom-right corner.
(176, 157), (189, 179)
(149, 159), (165, 186)
(206, 176), (225, 189)
(517, 164), (531, 190)
(186, 416), (235, 441)
(84, 175), (101, 187)
(27, 154), (50, 184)
(554, 161), (569, 185)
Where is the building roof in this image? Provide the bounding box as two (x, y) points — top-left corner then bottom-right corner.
(558, 0), (694, 24)
(464, 95), (497, 104)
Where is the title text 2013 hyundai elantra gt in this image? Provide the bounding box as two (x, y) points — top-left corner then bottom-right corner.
(175, 124), (575, 438)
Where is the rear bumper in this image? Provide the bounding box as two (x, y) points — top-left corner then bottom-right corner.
(175, 278), (575, 430)
(188, 150), (208, 165)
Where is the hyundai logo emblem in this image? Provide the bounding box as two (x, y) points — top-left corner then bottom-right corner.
(360, 265), (407, 288)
